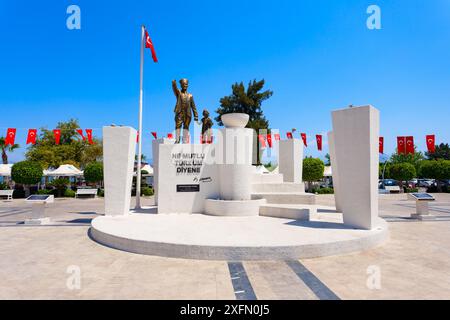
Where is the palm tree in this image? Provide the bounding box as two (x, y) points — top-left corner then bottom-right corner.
(0, 137), (20, 164)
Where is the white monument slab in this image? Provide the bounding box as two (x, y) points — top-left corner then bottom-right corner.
(331, 105), (380, 230)
(327, 131), (342, 212)
(103, 126), (137, 216)
(278, 139), (303, 183)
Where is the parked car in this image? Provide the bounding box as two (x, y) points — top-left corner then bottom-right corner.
(379, 179), (401, 193)
(418, 179), (434, 188)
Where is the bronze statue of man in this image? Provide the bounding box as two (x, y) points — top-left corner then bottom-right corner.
(172, 78), (198, 144)
(201, 109), (213, 144)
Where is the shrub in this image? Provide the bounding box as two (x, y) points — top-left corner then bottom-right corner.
(64, 189), (76, 198)
(84, 162), (103, 184)
(389, 163), (416, 191)
(303, 158), (325, 192)
(0, 182), (8, 190)
(97, 189), (104, 197)
(36, 189), (51, 195)
(317, 187), (334, 194)
(420, 160), (450, 192)
(141, 186), (154, 196)
(405, 188), (419, 193)
(11, 161), (43, 185)
(12, 189), (26, 199)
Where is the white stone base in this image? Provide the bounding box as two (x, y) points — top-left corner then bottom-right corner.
(90, 213), (389, 261)
(204, 199), (266, 217)
(411, 214), (438, 221)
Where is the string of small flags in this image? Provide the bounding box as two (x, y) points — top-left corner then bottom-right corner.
(2, 128), (438, 154)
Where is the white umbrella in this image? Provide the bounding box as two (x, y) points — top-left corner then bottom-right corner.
(134, 164), (153, 176)
(45, 164), (83, 177)
(0, 164), (13, 177)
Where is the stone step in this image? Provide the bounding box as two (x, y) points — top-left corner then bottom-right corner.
(252, 173), (284, 184)
(252, 182), (305, 193)
(251, 192), (316, 205)
(259, 204), (315, 220)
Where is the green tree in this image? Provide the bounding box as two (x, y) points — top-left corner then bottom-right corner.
(0, 137), (20, 164)
(324, 153), (331, 166)
(50, 178), (70, 197)
(389, 163), (416, 191)
(84, 162), (103, 186)
(419, 160), (450, 192)
(426, 143), (450, 161)
(390, 147), (425, 173)
(303, 157), (325, 192)
(11, 161), (43, 196)
(215, 79), (273, 165)
(25, 119), (102, 169)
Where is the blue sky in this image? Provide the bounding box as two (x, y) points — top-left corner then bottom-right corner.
(1, 0), (449, 164)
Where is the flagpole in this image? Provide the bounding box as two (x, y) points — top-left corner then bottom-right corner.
(136, 25), (145, 209)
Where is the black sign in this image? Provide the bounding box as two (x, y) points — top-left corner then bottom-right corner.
(26, 195), (51, 201)
(177, 184), (200, 192)
(411, 193), (435, 201)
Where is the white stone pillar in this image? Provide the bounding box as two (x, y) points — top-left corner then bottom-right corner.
(278, 139), (303, 183)
(103, 126), (137, 216)
(152, 138), (175, 206)
(217, 126), (253, 201)
(331, 105), (379, 230)
(327, 132), (342, 212)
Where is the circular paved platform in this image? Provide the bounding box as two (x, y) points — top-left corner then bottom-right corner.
(90, 213), (389, 261)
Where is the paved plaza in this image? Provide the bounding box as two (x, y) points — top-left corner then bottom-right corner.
(1, 194), (450, 300)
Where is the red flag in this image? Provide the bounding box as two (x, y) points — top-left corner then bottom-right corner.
(379, 137), (384, 154)
(286, 132), (293, 139)
(136, 131), (139, 143)
(266, 134), (273, 148)
(26, 129), (37, 145)
(426, 135), (436, 153)
(258, 135), (267, 148)
(145, 29), (158, 63)
(85, 129), (94, 145)
(406, 136), (415, 155)
(301, 133), (307, 147)
(397, 137), (406, 154)
(151, 132), (157, 139)
(274, 133), (280, 141)
(167, 133), (173, 139)
(4, 128), (16, 146)
(53, 129), (61, 145)
(316, 135), (323, 151)
(77, 129), (86, 141)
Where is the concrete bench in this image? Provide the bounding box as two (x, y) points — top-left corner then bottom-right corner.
(0, 189), (13, 200)
(75, 188), (98, 198)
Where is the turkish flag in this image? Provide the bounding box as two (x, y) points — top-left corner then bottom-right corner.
(286, 132), (293, 139)
(5, 128), (16, 146)
(77, 129), (86, 141)
(301, 133), (307, 147)
(151, 132), (157, 139)
(85, 129), (94, 145)
(266, 134), (273, 148)
(379, 137), (384, 154)
(27, 129), (37, 145)
(53, 129), (61, 145)
(258, 135), (267, 148)
(406, 136), (415, 155)
(426, 135), (436, 153)
(316, 134), (322, 151)
(274, 133), (280, 141)
(167, 133), (173, 139)
(145, 29), (158, 63)
(136, 131), (139, 143)
(397, 137), (406, 154)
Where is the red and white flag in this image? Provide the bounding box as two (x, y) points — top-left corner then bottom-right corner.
(167, 133), (173, 139)
(397, 136), (406, 155)
(286, 132), (293, 139)
(266, 134), (273, 148)
(85, 129), (94, 145)
(77, 129), (86, 141)
(301, 133), (307, 147)
(379, 137), (384, 154)
(258, 135), (267, 148)
(145, 29), (158, 63)
(5, 128), (16, 146)
(151, 132), (158, 139)
(426, 135), (436, 153)
(316, 134), (322, 151)
(274, 133), (280, 141)
(136, 131), (139, 143)
(406, 136), (414, 155)
(53, 129), (61, 145)
(27, 129), (37, 145)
